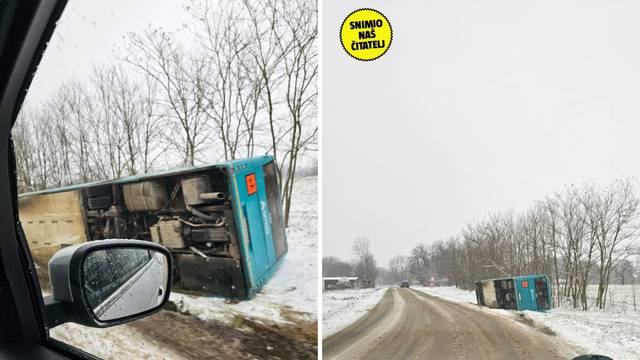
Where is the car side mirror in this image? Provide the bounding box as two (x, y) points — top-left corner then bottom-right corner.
(43, 239), (172, 329)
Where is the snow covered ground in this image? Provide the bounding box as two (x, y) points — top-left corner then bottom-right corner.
(415, 285), (640, 360)
(51, 323), (184, 360)
(170, 175), (318, 325)
(525, 285), (640, 360)
(412, 286), (477, 304)
(322, 287), (387, 338)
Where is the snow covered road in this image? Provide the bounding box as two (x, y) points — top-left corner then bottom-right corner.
(324, 288), (576, 360)
(415, 285), (640, 360)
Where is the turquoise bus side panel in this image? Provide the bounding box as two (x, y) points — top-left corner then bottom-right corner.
(514, 274), (551, 311)
(514, 275), (537, 310)
(228, 155), (286, 296)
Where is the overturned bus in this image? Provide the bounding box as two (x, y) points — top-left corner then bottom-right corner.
(474, 274), (552, 311)
(18, 155), (287, 299)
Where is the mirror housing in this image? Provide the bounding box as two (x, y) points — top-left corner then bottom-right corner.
(43, 239), (172, 329)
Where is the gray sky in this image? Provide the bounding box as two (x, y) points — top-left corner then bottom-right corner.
(323, 0), (640, 266)
(28, 0), (190, 103)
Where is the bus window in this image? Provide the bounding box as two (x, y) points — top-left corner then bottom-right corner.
(535, 277), (549, 310)
(263, 162), (287, 259)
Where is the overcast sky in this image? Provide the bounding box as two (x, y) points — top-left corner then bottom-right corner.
(323, 0), (640, 266)
(27, 0), (190, 103)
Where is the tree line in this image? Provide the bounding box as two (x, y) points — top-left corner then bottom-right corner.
(13, 0), (317, 226)
(402, 178), (640, 310)
(323, 237), (379, 282)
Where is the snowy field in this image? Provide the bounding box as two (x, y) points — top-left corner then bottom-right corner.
(412, 286), (477, 304)
(322, 287), (387, 338)
(51, 323), (185, 360)
(171, 175), (318, 325)
(51, 175), (318, 359)
(415, 285), (640, 360)
(526, 285), (640, 360)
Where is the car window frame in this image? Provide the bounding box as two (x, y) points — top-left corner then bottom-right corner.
(0, 0), (104, 358)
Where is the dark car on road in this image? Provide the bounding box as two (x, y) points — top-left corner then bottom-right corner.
(400, 280), (410, 288)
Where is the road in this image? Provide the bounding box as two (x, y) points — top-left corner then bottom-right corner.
(95, 252), (167, 321)
(323, 288), (576, 360)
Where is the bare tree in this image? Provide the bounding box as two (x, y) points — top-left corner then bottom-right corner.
(242, 0), (286, 164)
(388, 255), (410, 283)
(240, 0), (317, 226)
(322, 256), (353, 277)
(191, 1), (253, 161)
(125, 30), (210, 166)
(353, 237), (378, 281)
(273, 0), (318, 226)
(91, 65), (165, 176)
(409, 244), (431, 282)
(13, 108), (36, 192)
(592, 179), (639, 308)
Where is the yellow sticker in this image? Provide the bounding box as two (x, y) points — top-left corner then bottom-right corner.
(340, 8), (392, 61)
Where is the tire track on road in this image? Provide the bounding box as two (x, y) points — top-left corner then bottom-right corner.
(324, 287), (577, 360)
(411, 289), (572, 360)
(323, 288), (406, 359)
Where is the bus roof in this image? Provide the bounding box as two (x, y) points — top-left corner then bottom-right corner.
(476, 274), (549, 283)
(19, 155), (274, 197)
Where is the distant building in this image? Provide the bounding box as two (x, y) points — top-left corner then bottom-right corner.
(359, 279), (375, 289)
(323, 277), (358, 291)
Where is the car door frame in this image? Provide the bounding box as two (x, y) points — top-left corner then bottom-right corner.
(0, 0), (101, 358)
